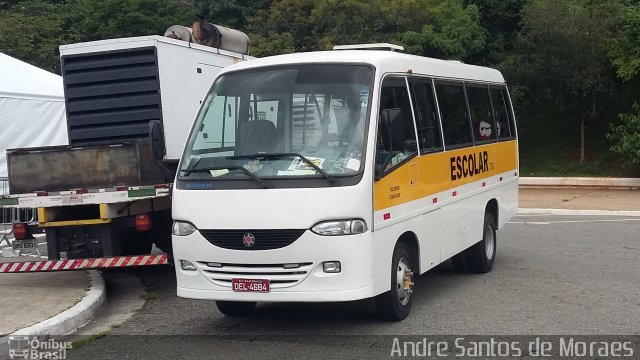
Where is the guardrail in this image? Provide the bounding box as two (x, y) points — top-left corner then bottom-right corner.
(1, 177), (37, 225)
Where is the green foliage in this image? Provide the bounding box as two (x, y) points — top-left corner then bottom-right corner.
(247, 0), (487, 60)
(2, 0), (640, 173)
(190, 0), (273, 29)
(610, 4), (640, 81)
(71, 0), (191, 42)
(0, 0), (75, 72)
(608, 102), (640, 164)
(0, 0), (189, 73)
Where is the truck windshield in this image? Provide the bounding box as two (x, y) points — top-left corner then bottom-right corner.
(179, 64), (373, 180)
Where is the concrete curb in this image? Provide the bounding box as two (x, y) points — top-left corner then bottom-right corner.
(518, 208), (640, 217)
(11, 270), (106, 336)
(520, 177), (640, 189)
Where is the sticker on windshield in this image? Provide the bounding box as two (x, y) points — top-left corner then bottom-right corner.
(209, 169), (229, 177)
(288, 157), (324, 171)
(360, 85), (369, 107)
(346, 158), (361, 171)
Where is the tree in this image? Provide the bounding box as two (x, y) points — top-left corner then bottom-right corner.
(0, 0), (190, 73)
(189, 0), (273, 29)
(463, 0), (528, 65)
(607, 2), (640, 167)
(608, 102), (640, 164)
(504, 0), (621, 164)
(247, 0), (487, 60)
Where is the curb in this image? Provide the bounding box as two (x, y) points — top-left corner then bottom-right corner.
(520, 177), (640, 189)
(11, 270), (106, 336)
(518, 208), (640, 217)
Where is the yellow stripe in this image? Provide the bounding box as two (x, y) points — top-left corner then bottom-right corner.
(37, 208), (48, 223)
(39, 219), (111, 228)
(374, 140), (517, 211)
(99, 203), (108, 219)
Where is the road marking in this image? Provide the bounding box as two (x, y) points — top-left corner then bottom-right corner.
(508, 218), (640, 225)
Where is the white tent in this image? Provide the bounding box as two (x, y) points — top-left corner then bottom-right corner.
(0, 52), (68, 194)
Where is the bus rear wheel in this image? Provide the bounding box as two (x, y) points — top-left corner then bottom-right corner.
(375, 242), (415, 321)
(215, 301), (257, 317)
(467, 212), (497, 273)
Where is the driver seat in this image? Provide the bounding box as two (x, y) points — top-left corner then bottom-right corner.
(236, 120), (277, 155)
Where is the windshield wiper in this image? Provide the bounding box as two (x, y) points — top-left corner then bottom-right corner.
(227, 152), (335, 183)
(178, 165), (270, 189)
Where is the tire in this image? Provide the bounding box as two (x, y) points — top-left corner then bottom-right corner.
(467, 212), (497, 273)
(216, 301), (257, 317)
(122, 231), (153, 255)
(375, 242), (415, 321)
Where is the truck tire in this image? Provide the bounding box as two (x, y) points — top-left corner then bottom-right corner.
(374, 242), (415, 321)
(123, 232), (153, 255)
(467, 212), (497, 273)
(215, 301), (256, 317)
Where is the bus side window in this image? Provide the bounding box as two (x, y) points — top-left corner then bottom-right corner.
(376, 77), (418, 175)
(435, 82), (472, 147)
(466, 85), (496, 143)
(410, 80), (443, 153)
(490, 87), (512, 139)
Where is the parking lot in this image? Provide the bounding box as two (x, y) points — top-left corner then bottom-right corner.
(56, 214), (640, 359)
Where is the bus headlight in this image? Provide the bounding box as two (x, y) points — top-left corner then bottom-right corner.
(172, 221), (197, 236)
(311, 219), (368, 236)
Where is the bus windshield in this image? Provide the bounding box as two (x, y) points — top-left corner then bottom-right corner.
(179, 64), (373, 181)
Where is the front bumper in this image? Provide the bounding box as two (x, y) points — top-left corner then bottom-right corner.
(172, 230), (374, 302)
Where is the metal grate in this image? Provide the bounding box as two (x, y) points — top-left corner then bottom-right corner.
(196, 262), (314, 289)
(199, 229), (306, 250)
(61, 47), (162, 145)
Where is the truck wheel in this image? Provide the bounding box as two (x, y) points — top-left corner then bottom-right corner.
(215, 301), (256, 317)
(123, 232), (153, 255)
(467, 212), (496, 273)
(375, 242), (415, 321)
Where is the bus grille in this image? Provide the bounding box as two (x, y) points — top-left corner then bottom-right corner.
(199, 229), (306, 250)
(196, 262), (314, 289)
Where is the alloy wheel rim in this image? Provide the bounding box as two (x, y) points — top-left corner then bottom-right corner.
(396, 257), (413, 306)
(485, 224), (495, 260)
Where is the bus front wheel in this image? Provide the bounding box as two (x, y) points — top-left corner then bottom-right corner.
(467, 212), (497, 273)
(375, 242), (415, 321)
(215, 301), (257, 317)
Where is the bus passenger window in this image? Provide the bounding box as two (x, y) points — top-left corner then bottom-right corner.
(376, 78), (418, 173)
(466, 86), (496, 143)
(435, 83), (472, 147)
(410, 81), (442, 152)
(490, 88), (513, 139)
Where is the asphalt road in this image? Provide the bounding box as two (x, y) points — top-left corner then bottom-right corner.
(65, 215), (640, 359)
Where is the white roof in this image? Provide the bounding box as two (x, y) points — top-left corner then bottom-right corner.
(217, 50), (506, 84)
(0, 52), (64, 101)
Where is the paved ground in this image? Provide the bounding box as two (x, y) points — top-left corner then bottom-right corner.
(0, 261), (88, 335)
(0, 234), (91, 337)
(519, 188), (640, 210)
(61, 214), (640, 359)
(1, 187), (638, 358)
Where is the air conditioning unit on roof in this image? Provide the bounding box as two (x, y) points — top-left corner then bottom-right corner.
(332, 43), (404, 52)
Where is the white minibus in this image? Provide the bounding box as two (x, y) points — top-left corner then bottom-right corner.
(172, 44), (518, 321)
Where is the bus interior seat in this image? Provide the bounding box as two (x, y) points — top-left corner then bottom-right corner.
(237, 120), (277, 155)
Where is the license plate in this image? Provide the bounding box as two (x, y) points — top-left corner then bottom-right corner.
(231, 278), (270, 292)
(12, 239), (38, 250)
(61, 194), (83, 204)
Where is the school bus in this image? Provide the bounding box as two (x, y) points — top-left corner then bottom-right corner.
(172, 44), (518, 321)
